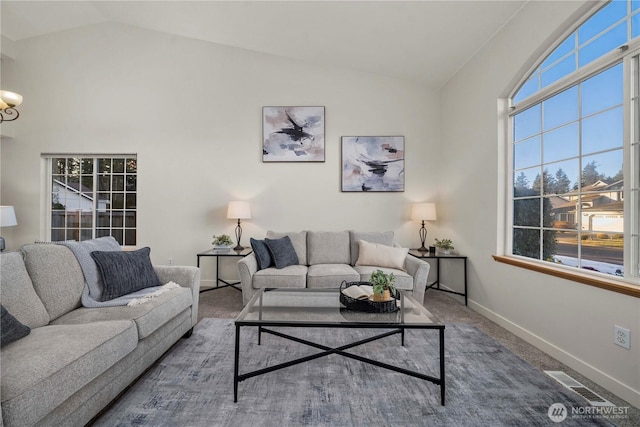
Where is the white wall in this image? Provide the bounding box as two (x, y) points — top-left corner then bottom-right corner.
(440, 1), (640, 406)
(0, 23), (440, 281)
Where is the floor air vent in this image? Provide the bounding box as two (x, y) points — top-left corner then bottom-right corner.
(545, 371), (614, 407)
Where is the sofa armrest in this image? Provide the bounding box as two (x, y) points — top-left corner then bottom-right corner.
(154, 265), (201, 327)
(404, 255), (430, 304)
(237, 254), (258, 305)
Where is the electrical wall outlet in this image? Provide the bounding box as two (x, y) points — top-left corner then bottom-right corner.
(168, 258), (174, 266)
(614, 325), (630, 349)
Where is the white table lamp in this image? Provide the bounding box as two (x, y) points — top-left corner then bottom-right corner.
(411, 203), (436, 252)
(227, 201), (251, 251)
(0, 206), (18, 252)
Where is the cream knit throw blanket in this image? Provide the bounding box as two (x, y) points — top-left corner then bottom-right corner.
(127, 282), (181, 306)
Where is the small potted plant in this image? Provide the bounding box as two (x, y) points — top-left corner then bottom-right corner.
(369, 269), (397, 302)
(434, 238), (454, 255)
(212, 234), (234, 249)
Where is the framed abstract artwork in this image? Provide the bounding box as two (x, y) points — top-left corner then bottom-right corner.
(341, 136), (405, 192)
(263, 106), (325, 162)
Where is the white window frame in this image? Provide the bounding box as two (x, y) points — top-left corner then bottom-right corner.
(42, 154), (137, 246)
(630, 52), (640, 277)
(503, 2), (640, 289)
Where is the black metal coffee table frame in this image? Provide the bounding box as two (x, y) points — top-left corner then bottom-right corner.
(233, 289), (446, 405)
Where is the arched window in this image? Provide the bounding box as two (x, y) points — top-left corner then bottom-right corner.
(514, 1), (638, 104)
(507, 0), (640, 285)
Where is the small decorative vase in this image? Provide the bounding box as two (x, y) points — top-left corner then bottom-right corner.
(372, 289), (391, 302)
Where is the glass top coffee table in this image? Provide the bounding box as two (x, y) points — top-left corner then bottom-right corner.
(234, 288), (446, 405)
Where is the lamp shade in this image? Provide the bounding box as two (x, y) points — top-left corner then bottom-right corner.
(0, 206), (18, 227)
(411, 203), (437, 221)
(226, 201), (251, 219)
(0, 91), (23, 108)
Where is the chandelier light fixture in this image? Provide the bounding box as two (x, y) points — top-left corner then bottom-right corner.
(0, 90), (23, 123)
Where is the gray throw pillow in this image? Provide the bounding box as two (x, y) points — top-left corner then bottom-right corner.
(59, 236), (122, 302)
(265, 236), (299, 269)
(1, 304), (31, 347)
(250, 238), (273, 270)
(90, 247), (162, 301)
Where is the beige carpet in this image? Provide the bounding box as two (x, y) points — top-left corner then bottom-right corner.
(197, 285), (639, 426)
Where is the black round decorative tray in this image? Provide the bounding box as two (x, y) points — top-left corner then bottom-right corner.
(339, 281), (399, 313)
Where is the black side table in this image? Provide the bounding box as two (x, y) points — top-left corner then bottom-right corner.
(196, 248), (252, 293)
(409, 249), (468, 306)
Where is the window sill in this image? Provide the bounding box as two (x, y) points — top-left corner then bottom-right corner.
(492, 255), (640, 298)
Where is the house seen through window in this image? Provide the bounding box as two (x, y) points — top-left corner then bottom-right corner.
(509, 0), (640, 283)
(47, 155), (137, 246)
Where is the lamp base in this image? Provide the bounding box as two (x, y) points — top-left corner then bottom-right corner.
(234, 220), (244, 252)
(418, 221), (427, 253)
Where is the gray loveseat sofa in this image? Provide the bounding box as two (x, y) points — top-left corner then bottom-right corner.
(237, 230), (430, 305)
(0, 243), (200, 427)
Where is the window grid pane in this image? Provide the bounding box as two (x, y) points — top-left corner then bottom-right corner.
(512, 64), (625, 277)
(577, 1), (627, 45)
(49, 155), (137, 246)
(541, 33), (576, 69)
(541, 54), (576, 89)
(513, 1), (636, 104)
(578, 22), (627, 68)
(632, 11), (640, 39)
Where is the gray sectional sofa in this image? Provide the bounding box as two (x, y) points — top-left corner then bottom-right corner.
(237, 230), (430, 305)
(0, 243), (200, 427)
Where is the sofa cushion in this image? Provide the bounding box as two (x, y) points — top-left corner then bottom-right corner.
(0, 252), (50, 328)
(0, 304), (31, 347)
(266, 230), (307, 265)
(307, 231), (351, 265)
(253, 265), (308, 289)
(250, 238), (273, 270)
(52, 286), (192, 339)
(0, 320), (137, 427)
(21, 243), (85, 321)
(90, 247), (162, 301)
(349, 231), (394, 265)
(355, 240), (408, 271)
(307, 264), (360, 288)
(354, 266), (414, 290)
(265, 236), (299, 269)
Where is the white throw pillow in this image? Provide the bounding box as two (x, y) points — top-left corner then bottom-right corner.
(355, 240), (408, 271)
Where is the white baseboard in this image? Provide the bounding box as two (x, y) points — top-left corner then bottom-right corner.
(468, 298), (640, 408)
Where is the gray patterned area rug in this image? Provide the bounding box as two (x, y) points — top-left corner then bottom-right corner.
(94, 318), (613, 427)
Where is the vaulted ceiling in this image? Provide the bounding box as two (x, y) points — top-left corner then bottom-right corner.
(1, 1), (527, 88)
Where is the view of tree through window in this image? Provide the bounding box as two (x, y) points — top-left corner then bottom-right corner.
(49, 156), (137, 246)
(510, 0), (640, 282)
